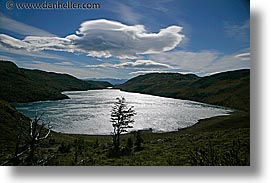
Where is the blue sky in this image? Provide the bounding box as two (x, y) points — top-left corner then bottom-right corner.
(0, 0), (250, 79)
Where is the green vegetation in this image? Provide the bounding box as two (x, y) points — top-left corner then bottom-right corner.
(0, 61), (112, 103)
(116, 69), (250, 111)
(0, 61), (250, 166)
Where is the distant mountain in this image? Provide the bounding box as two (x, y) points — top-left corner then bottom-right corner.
(0, 61), (112, 103)
(116, 69), (250, 111)
(85, 80), (113, 88)
(86, 78), (128, 85)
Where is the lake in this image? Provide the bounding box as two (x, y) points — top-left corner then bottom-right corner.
(16, 89), (233, 135)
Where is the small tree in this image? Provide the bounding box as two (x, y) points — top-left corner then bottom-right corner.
(110, 97), (136, 151)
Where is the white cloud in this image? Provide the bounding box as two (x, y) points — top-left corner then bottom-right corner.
(204, 54), (250, 74)
(0, 19), (184, 59)
(149, 50), (250, 75)
(235, 52), (250, 61)
(84, 59), (173, 70)
(114, 59), (173, 69)
(0, 34), (30, 49)
(0, 16), (249, 78)
(0, 34), (70, 61)
(129, 70), (192, 75)
(0, 14), (56, 37)
(55, 61), (74, 66)
(67, 19), (184, 58)
(129, 70), (168, 75)
(23, 36), (73, 52)
(150, 50), (219, 71)
(84, 63), (114, 68)
(129, 70), (170, 75)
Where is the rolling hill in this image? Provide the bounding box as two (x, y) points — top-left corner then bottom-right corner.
(116, 69), (250, 111)
(0, 61), (112, 103)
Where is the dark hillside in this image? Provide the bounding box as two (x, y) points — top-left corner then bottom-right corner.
(0, 61), (112, 103)
(117, 73), (199, 98)
(0, 100), (30, 162)
(117, 69), (250, 111)
(189, 69), (250, 111)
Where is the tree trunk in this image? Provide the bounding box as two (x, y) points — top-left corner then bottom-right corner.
(74, 149), (78, 165)
(116, 132), (120, 151)
(27, 143), (35, 164)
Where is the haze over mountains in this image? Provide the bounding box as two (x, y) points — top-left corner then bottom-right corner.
(85, 78), (128, 85)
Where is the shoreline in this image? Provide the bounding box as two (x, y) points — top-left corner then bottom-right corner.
(50, 110), (246, 137)
(14, 89), (236, 137)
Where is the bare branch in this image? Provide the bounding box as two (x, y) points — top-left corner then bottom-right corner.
(38, 129), (51, 140)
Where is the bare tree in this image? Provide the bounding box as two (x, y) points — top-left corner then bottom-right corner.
(13, 117), (27, 165)
(8, 114), (51, 165)
(2, 113), (51, 166)
(110, 97), (136, 151)
(25, 113), (51, 164)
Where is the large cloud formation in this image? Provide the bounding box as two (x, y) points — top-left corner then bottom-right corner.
(0, 19), (184, 59)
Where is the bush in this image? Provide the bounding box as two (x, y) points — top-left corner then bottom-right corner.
(134, 131), (143, 151)
(188, 137), (249, 166)
(126, 137), (133, 151)
(58, 142), (71, 154)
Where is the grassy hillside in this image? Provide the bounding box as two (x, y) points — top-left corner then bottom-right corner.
(0, 61), (112, 103)
(43, 112), (249, 166)
(0, 100), (30, 162)
(117, 69), (250, 111)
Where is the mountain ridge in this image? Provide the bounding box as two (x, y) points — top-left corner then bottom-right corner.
(116, 69), (250, 111)
(0, 61), (112, 103)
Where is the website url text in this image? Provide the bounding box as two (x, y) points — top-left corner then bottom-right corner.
(6, 0), (101, 10)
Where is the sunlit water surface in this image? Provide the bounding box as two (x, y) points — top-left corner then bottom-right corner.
(16, 89), (233, 135)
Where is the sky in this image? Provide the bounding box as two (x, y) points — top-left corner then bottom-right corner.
(0, 0), (250, 79)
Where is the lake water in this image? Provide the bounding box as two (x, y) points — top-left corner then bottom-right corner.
(16, 89), (233, 135)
